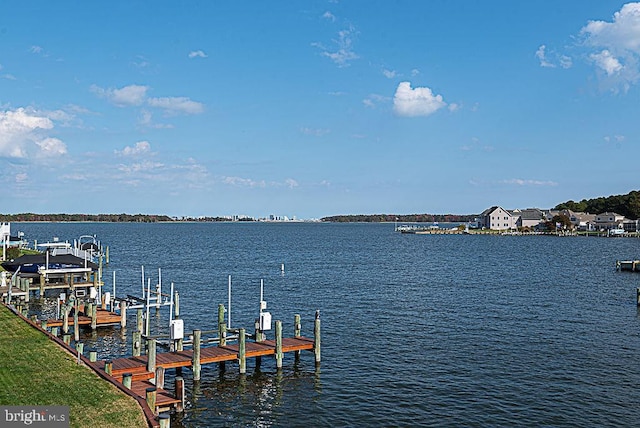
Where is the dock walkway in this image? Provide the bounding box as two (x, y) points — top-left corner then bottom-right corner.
(89, 336), (315, 412)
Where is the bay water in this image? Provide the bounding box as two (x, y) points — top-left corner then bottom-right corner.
(13, 222), (640, 427)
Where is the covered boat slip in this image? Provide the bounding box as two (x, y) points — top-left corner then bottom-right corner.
(0, 253), (101, 299)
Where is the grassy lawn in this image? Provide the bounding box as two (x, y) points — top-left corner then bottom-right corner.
(0, 304), (147, 428)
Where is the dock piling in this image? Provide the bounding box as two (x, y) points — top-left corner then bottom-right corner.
(155, 367), (165, 389)
(147, 339), (157, 377)
(132, 331), (141, 357)
(275, 320), (283, 369)
(192, 329), (201, 381)
(122, 373), (132, 389)
(120, 300), (127, 328)
(239, 328), (246, 374)
(91, 304), (97, 330)
(145, 387), (157, 415)
(314, 310), (321, 365)
(174, 376), (185, 412)
(158, 413), (170, 428)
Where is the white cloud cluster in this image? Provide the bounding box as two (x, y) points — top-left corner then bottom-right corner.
(91, 84), (204, 115)
(91, 84), (148, 106)
(393, 82), (446, 117)
(581, 2), (640, 90)
(188, 50), (207, 59)
(535, 45), (573, 69)
(314, 24), (359, 67)
(115, 141), (152, 157)
(0, 107), (68, 158)
(501, 178), (558, 187)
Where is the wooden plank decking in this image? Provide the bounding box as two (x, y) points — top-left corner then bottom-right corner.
(91, 336), (315, 413)
(45, 307), (122, 328)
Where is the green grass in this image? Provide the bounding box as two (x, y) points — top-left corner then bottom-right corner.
(0, 305), (147, 428)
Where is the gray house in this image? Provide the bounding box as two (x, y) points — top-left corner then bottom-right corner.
(477, 206), (518, 230)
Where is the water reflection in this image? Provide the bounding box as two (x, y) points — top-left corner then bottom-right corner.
(172, 362), (319, 427)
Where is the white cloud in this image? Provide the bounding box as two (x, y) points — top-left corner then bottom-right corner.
(29, 45), (43, 54)
(314, 25), (358, 67)
(322, 11), (336, 22)
(411, 69), (420, 77)
(448, 103), (460, 112)
(91, 84), (149, 106)
(536, 45), (555, 68)
(2, 74), (17, 80)
(536, 44), (573, 69)
(147, 97), (204, 115)
(581, 2), (640, 89)
(138, 110), (174, 129)
(0, 107), (68, 159)
(382, 69), (397, 79)
(590, 49), (623, 75)
(363, 93), (390, 108)
(393, 81), (446, 117)
(36, 138), (67, 156)
(300, 127), (330, 136)
(116, 141), (152, 157)
(284, 178), (299, 188)
(222, 176), (267, 188)
(117, 160), (164, 174)
(188, 50), (207, 59)
(15, 173), (28, 183)
(501, 178), (558, 186)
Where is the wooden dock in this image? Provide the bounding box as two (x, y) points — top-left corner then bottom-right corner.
(89, 336), (316, 413)
(617, 260), (640, 272)
(45, 306), (123, 328)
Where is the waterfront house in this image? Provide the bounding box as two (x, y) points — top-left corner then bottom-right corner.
(594, 212), (625, 230)
(477, 206), (518, 230)
(511, 208), (545, 229)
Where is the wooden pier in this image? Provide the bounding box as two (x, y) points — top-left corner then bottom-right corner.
(617, 260), (640, 272)
(88, 334), (316, 413)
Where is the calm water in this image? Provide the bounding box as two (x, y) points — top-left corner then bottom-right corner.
(13, 222), (640, 427)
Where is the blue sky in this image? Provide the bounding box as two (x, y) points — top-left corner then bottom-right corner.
(1, 1), (639, 219)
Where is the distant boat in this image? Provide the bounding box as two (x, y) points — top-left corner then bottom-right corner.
(610, 228), (625, 236)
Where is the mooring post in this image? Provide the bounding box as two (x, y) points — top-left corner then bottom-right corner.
(89, 351), (97, 362)
(62, 334), (71, 345)
(239, 328), (246, 374)
(174, 291), (180, 319)
(636, 287), (640, 306)
(51, 326), (59, 337)
(217, 303), (225, 336)
(275, 320), (283, 369)
(101, 293), (107, 310)
(136, 308), (143, 333)
(73, 308), (79, 342)
(122, 373), (132, 389)
(104, 360), (113, 375)
(156, 367), (165, 389)
(62, 307), (69, 334)
(145, 387), (157, 415)
(174, 376), (185, 412)
(192, 329), (202, 381)
(314, 310), (321, 365)
(294, 314), (301, 360)
(91, 304), (97, 330)
(86, 302), (93, 319)
(131, 331), (141, 357)
(40, 320), (47, 330)
(120, 300), (127, 328)
(147, 338), (157, 377)
(158, 413), (170, 428)
(75, 342), (84, 356)
(219, 322), (227, 346)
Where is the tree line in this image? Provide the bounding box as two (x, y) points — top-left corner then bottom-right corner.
(320, 214), (476, 223)
(554, 190), (640, 220)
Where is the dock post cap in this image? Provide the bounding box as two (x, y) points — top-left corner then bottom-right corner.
(146, 386), (157, 393)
